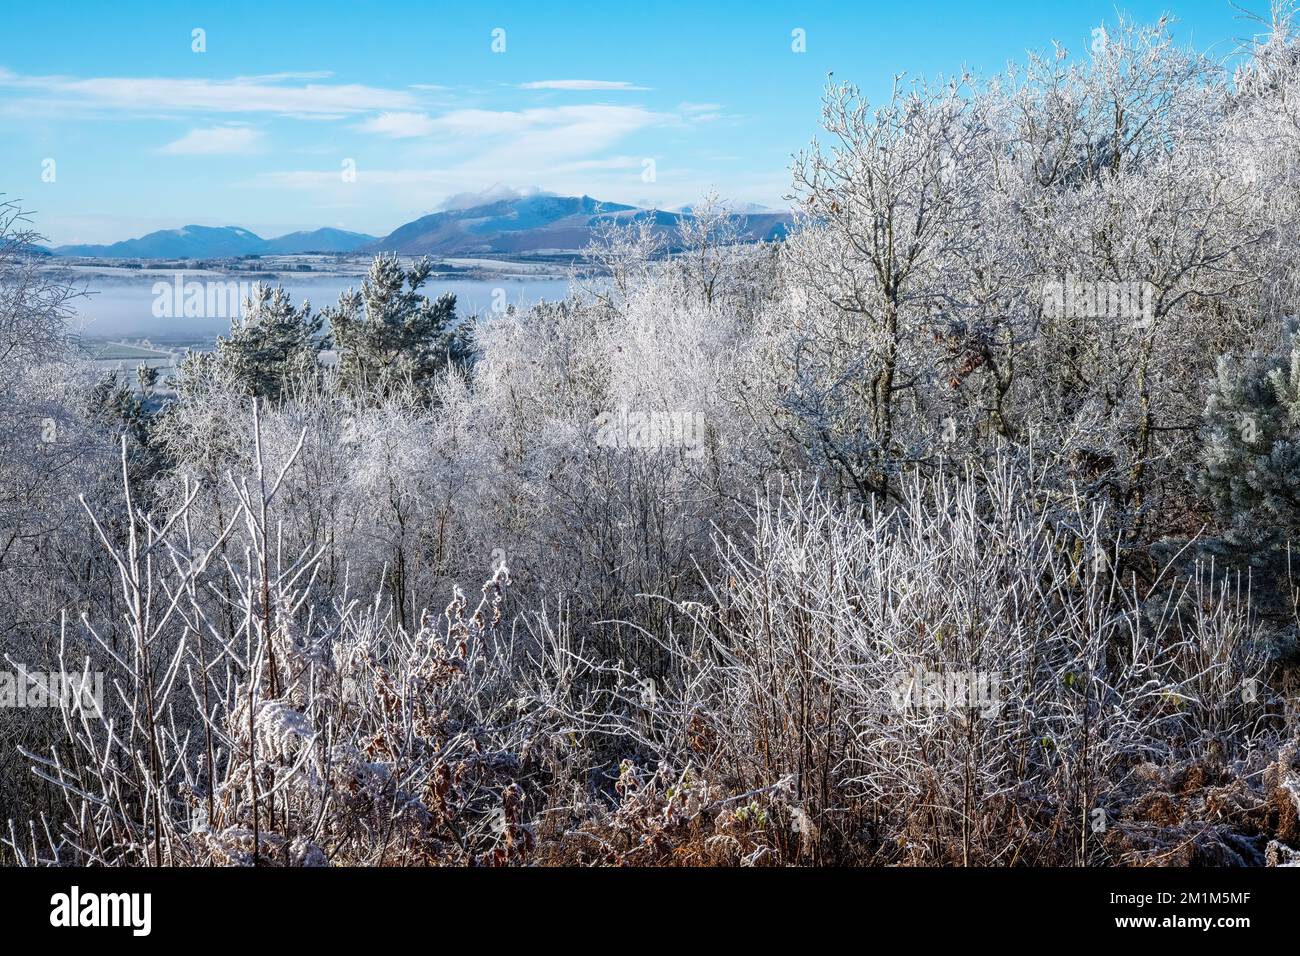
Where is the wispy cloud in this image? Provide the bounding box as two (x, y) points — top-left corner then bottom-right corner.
(0, 67), (420, 117)
(422, 105), (670, 158)
(160, 126), (264, 154)
(439, 184), (549, 210)
(355, 111), (438, 138)
(519, 80), (650, 91)
(678, 102), (732, 123)
(255, 102), (696, 215)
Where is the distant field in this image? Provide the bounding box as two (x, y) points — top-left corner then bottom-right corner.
(88, 342), (175, 361)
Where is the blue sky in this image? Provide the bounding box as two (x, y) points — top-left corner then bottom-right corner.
(0, 0), (1264, 245)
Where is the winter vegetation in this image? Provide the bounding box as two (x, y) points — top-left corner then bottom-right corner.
(6, 13), (1300, 867)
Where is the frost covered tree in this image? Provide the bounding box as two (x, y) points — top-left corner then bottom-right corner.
(1199, 337), (1300, 548)
(209, 283), (324, 401)
(0, 199), (117, 560)
(323, 253), (469, 398)
(999, 17), (1271, 537)
(780, 76), (998, 500)
(136, 362), (159, 399)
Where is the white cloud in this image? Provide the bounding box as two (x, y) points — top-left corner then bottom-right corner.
(160, 126), (264, 154)
(678, 102), (734, 124)
(440, 184), (551, 210)
(424, 105), (670, 159)
(348, 104), (668, 155)
(520, 80), (649, 91)
(209, 93), (776, 230)
(0, 67), (420, 116)
(248, 103), (679, 212)
(355, 112), (438, 138)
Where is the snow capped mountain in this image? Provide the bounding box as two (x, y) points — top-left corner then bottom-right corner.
(364, 194), (791, 256)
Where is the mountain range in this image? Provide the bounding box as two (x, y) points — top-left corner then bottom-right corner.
(53, 225), (378, 258)
(360, 194), (790, 256)
(45, 195), (792, 260)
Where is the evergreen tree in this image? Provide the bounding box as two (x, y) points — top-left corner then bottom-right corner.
(213, 283), (324, 401)
(136, 362), (159, 399)
(87, 369), (160, 481)
(323, 254), (470, 398)
(1198, 339), (1300, 547)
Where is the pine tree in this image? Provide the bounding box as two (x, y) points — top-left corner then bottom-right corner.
(212, 283), (324, 401)
(1198, 340), (1300, 547)
(136, 362), (159, 399)
(87, 369), (159, 480)
(323, 254), (470, 399)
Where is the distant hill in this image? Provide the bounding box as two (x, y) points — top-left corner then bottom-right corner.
(670, 201), (777, 215)
(365, 194), (792, 256)
(56, 225), (267, 259)
(48, 196), (792, 260)
(263, 228), (377, 254)
(53, 226), (376, 259)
